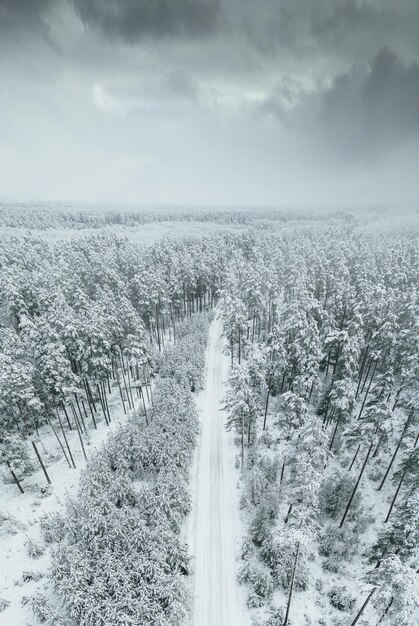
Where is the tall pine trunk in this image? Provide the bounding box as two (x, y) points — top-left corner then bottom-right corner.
(349, 588), (376, 626)
(283, 541), (300, 626)
(340, 439), (374, 528)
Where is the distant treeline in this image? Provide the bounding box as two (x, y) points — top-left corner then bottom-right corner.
(0, 202), (357, 230)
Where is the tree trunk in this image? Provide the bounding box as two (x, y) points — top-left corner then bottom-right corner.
(81, 399), (93, 429)
(84, 379), (97, 413)
(97, 384), (109, 426)
(372, 434), (384, 458)
(55, 408), (76, 468)
(280, 457), (286, 484)
(73, 410), (87, 460)
(348, 444), (361, 471)
(263, 386), (271, 431)
(358, 361), (378, 420)
(119, 353), (133, 410)
(284, 503), (293, 524)
(141, 388), (148, 425)
(349, 588), (376, 626)
(61, 402), (72, 430)
(116, 371), (127, 415)
(125, 357), (135, 409)
(32, 441), (51, 485)
(355, 344), (369, 399)
(73, 393), (86, 431)
(7, 461), (24, 494)
(70, 401), (86, 434)
(283, 540), (300, 626)
(241, 413), (244, 469)
(46, 414), (71, 468)
(329, 414), (341, 451)
(155, 304), (161, 352)
(360, 359), (373, 395)
(377, 412), (412, 491)
(340, 439), (374, 528)
(377, 597), (393, 624)
(101, 381), (112, 423)
(384, 468), (405, 523)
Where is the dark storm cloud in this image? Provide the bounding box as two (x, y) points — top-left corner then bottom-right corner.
(73, 0), (220, 41)
(259, 48), (419, 159)
(0, 0), (52, 36)
(231, 0), (419, 62)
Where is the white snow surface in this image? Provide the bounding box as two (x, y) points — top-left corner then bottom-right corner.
(190, 315), (249, 626)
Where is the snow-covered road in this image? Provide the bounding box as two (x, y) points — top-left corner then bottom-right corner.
(191, 314), (249, 626)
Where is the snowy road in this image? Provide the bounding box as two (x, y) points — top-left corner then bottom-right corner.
(191, 314), (249, 626)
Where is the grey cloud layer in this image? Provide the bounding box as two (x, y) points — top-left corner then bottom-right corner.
(73, 0), (220, 40)
(259, 48), (419, 159)
(0, 0), (419, 204)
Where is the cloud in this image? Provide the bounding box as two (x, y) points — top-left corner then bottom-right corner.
(92, 68), (201, 119)
(258, 48), (419, 160)
(73, 0), (220, 41)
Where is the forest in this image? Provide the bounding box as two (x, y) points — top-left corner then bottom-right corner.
(0, 206), (418, 625)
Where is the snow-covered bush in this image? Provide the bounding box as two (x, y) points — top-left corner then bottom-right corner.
(39, 512), (66, 544)
(24, 536), (44, 558)
(22, 593), (66, 626)
(239, 558), (274, 599)
(261, 527), (310, 590)
(319, 470), (362, 520)
(0, 434), (33, 481)
(328, 584), (356, 612)
(0, 598), (10, 612)
(249, 498), (278, 546)
(0, 511), (25, 536)
(264, 607), (286, 626)
(319, 524), (358, 561)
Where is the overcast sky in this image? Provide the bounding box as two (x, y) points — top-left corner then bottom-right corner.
(1, 0), (418, 207)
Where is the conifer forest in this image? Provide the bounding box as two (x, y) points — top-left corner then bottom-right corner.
(0, 205), (417, 626)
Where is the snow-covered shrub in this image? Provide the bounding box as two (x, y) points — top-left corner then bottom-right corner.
(261, 527), (310, 590)
(0, 511), (25, 536)
(141, 469), (191, 533)
(249, 498), (277, 546)
(21, 570), (43, 583)
(39, 512), (65, 544)
(23, 593), (66, 626)
(247, 590), (265, 608)
(319, 524), (358, 561)
(0, 598), (10, 612)
(239, 558), (273, 599)
(0, 434), (33, 481)
(264, 607), (286, 626)
(24, 536), (44, 558)
(319, 470), (362, 520)
(258, 429), (274, 448)
(241, 537), (256, 560)
(328, 585), (356, 612)
(246, 464), (270, 506)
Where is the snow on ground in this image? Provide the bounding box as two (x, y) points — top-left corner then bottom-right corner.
(0, 381), (151, 625)
(189, 314), (249, 626)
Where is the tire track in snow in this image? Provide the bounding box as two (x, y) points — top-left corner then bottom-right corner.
(191, 315), (249, 626)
